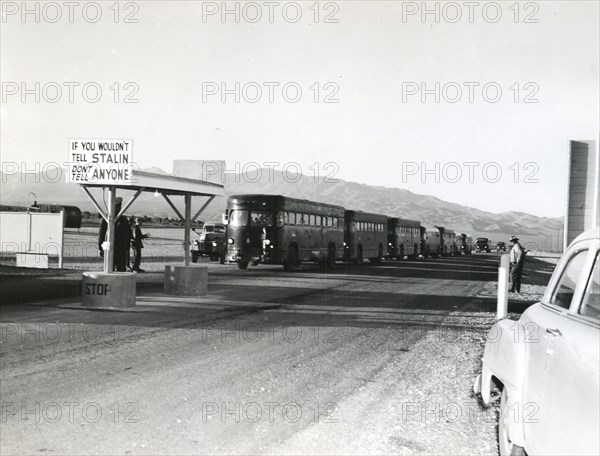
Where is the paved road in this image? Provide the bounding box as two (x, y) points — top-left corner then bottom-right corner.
(0, 256), (554, 455)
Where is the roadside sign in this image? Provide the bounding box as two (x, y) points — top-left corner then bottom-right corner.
(67, 138), (134, 184)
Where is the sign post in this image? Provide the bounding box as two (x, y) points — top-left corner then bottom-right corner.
(67, 138), (134, 273)
(68, 139), (138, 308)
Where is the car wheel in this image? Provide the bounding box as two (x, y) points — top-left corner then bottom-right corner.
(327, 243), (336, 269)
(237, 260), (249, 270)
(356, 245), (363, 264)
(283, 244), (299, 271)
(499, 388), (526, 456)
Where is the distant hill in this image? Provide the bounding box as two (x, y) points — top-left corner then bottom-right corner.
(1, 166), (563, 250)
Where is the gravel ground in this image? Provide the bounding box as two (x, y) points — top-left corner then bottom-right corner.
(1, 248), (559, 455)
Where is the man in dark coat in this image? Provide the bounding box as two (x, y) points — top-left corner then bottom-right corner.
(98, 197), (132, 272)
(509, 235), (525, 293)
(131, 217), (150, 272)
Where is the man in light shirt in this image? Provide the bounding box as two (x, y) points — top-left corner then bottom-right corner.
(509, 235), (525, 293)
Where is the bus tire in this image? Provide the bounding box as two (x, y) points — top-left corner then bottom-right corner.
(191, 251), (199, 263)
(399, 245), (404, 261)
(283, 244), (299, 271)
(414, 244), (419, 260)
(327, 243), (336, 269)
(237, 260), (249, 270)
(356, 245), (363, 264)
(371, 244), (383, 264)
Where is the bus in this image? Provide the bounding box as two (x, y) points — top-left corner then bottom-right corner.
(344, 211), (388, 263)
(387, 218), (421, 260)
(456, 233), (473, 254)
(436, 226), (458, 256)
(223, 194), (345, 270)
(420, 224), (441, 257)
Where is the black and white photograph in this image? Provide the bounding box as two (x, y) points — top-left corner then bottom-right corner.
(1, 1), (599, 455)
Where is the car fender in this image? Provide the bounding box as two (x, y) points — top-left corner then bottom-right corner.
(475, 319), (527, 447)
(479, 319), (526, 403)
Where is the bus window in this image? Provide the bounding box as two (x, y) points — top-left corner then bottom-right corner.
(283, 212), (289, 224)
(310, 214), (316, 226)
(251, 211), (273, 226)
(334, 218), (339, 228)
(229, 210), (248, 227)
(316, 215), (322, 226)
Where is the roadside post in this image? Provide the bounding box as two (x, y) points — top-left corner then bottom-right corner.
(497, 254), (510, 319)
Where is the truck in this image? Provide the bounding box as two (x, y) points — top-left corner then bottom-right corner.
(190, 222), (226, 262)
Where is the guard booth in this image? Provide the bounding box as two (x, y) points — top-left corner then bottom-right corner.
(78, 171), (224, 308)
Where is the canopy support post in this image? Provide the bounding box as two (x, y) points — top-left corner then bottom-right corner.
(105, 187), (116, 273)
(184, 194), (192, 266)
(117, 188), (144, 219)
(192, 196), (215, 222)
(162, 194), (184, 221)
(82, 187), (108, 222)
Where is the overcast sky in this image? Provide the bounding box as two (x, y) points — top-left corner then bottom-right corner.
(1, 1), (598, 218)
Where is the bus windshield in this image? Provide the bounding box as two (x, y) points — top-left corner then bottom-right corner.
(250, 211), (273, 226)
(229, 210), (249, 227)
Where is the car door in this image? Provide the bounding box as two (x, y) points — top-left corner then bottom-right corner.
(525, 242), (599, 455)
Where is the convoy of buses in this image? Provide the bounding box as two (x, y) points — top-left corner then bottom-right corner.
(221, 194), (475, 270)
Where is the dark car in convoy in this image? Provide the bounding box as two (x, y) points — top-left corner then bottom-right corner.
(190, 222), (226, 262)
(496, 241), (507, 252)
(475, 237), (491, 253)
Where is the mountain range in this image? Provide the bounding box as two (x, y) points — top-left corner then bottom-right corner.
(1, 166), (563, 250)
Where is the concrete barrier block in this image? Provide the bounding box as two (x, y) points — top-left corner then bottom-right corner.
(82, 272), (136, 308)
(164, 265), (208, 296)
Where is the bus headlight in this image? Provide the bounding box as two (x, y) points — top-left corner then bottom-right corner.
(265, 239), (271, 245)
(212, 242), (218, 247)
(246, 237), (251, 244)
(228, 238), (234, 245)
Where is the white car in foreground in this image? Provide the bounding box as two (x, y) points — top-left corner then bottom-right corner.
(475, 228), (599, 456)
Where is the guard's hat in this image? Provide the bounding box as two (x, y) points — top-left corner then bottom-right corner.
(510, 236), (519, 242)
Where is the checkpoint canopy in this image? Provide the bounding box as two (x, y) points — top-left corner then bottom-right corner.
(78, 170), (225, 273)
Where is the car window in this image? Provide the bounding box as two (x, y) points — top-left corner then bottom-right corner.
(251, 211), (273, 227)
(549, 249), (589, 310)
(579, 252), (600, 321)
(229, 210), (248, 227)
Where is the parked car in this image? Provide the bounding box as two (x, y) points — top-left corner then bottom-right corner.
(474, 228), (599, 456)
(496, 241), (507, 252)
(190, 222), (226, 262)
